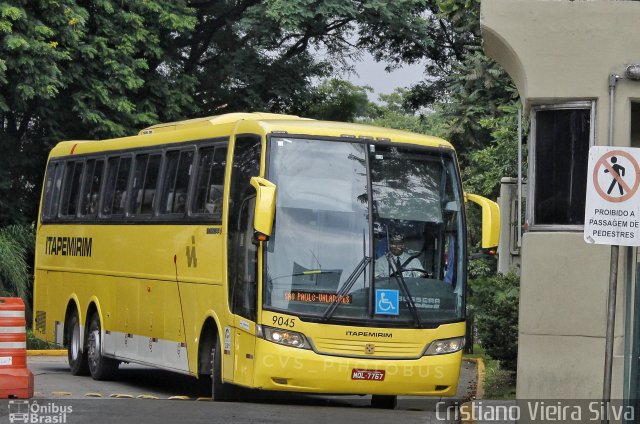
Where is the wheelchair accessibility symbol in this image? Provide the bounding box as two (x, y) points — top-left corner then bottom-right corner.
(375, 289), (399, 315)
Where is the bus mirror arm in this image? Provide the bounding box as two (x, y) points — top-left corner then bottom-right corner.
(463, 193), (500, 249)
(250, 177), (277, 243)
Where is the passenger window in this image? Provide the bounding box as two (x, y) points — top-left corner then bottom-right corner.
(160, 150), (194, 215)
(102, 156), (132, 217)
(79, 159), (104, 217)
(130, 153), (161, 216)
(193, 146), (227, 220)
(60, 161), (85, 217)
(42, 162), (64, 220)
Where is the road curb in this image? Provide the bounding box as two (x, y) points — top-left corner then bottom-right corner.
(27, 349), (67, 356)
(460, 357), (486, 424)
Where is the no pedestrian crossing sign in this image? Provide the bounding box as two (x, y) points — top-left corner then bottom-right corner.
(584, 146), (640, 246)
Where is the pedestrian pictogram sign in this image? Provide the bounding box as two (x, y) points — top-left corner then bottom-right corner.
(585, 146), (640, 246)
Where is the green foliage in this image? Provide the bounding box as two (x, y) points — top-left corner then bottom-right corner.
(463, 101), (525, 199)
(484, 363), (516, 399)
(360, 89), (436, 135)
(465, 344), (516, 400)
(27, 328), (54, 349)
(469, 273), (519, 372)
(0, 1), (197, 226)
(0, 224), (34, 301)
(306, 79), (372, 121)
(403, 1), (518, 161)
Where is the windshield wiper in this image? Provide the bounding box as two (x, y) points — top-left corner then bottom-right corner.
(321, 256), (371, 322)
(386, 254), (422, 328)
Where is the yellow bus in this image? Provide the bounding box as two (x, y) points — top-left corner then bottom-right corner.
(33, 113), (499, 408)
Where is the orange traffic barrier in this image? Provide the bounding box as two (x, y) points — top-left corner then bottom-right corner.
(0, 297), (34, 398)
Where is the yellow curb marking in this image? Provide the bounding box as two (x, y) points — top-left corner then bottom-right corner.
(109, 394), (134, 399)
(196, 397), (212, 401)
(28, 350), (67, 356)
(460, 401), (476, 424)
(137, 395), (160, 400)
(85, 393), (103, 398)
(475, 357), (486, 400)
(51, 392), (72, 396)
(168, 396), (190, 400)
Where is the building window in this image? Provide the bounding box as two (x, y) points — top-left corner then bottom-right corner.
(529, 102), (594, 229)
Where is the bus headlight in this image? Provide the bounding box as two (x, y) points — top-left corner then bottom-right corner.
(257, 325), (311, 350)
(423, 337), (465, 355)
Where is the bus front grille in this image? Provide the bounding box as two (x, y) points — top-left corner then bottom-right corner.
(311, 337), (425, 359)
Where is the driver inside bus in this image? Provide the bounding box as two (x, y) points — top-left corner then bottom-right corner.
(374, 234), (424, 278)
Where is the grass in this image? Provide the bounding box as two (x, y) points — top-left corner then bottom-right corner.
(27, 329), (57, 350)
(465, 344), (516, 400)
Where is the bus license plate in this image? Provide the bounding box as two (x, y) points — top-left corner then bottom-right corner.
(351, 369), (385, 381)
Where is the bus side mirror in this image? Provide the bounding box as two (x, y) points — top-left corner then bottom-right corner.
(464, 193), (500, 250)
(250, 177), (276, 242)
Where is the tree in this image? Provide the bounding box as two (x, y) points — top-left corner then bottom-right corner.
(401, 1), (518, 159)
(360, 88), (436, 135)
(306, 79), (371, 121)
(0, 1), (196, 226)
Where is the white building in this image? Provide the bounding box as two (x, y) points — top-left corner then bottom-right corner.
(481, 0), (640, 411)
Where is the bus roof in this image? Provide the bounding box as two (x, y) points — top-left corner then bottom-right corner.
(49, 112), (453, 158)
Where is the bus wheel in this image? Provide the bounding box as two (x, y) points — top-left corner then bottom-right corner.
(87, 314), (119, 380)
(371, 395), (397, 409)
(67, 311), (89, 376)
(212, 335), (237, 401)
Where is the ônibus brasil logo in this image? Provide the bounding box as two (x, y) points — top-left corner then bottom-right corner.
(8, 400), (72, 424)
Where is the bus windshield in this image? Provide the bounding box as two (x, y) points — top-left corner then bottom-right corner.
(264, 137), (464, 327)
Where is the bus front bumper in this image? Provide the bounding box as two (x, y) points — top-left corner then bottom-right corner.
(252, 339), (462, 396)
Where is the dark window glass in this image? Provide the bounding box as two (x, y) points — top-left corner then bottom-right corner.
(232, 197), (257, 321)
(534, 108), (590, 226)
(42, 162), (64, 220)
(102, 156), (131, 217)
(160, 150), (194, 215)
(227, 135), (261, 318)
(80, 159), (104, 217)
(60, 161), (85, 217)
(193, 146), (227, 220)
(131, 153), (161, 216)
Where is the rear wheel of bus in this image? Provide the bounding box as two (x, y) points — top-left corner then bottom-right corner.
(66, 310), (89, 375)
(87, 313), (119, 380)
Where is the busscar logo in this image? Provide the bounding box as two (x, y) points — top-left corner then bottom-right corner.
(8, 400), (72, 423)
(45, 236), (92, 257)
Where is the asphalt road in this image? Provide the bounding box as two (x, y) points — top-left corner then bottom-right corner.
(0, 355), (476, 424)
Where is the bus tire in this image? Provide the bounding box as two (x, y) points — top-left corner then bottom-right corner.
(87, 313), (119, 380)
(371, 395), (397, 409)
(212, 335), (237, 401)
(67, 311), (89, 376)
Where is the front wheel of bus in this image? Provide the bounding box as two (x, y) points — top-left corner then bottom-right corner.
(87, 314), (119, 380)
(212, 336), (237, 401)
(67, 312), (89, 376)
(371, 395), (397, 409)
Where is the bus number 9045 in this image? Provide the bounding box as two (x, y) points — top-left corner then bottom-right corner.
(272, 316), (295, 328)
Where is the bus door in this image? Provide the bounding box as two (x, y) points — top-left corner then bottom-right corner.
(230, 196), (258, 386)
(227, 135), (262, 387)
